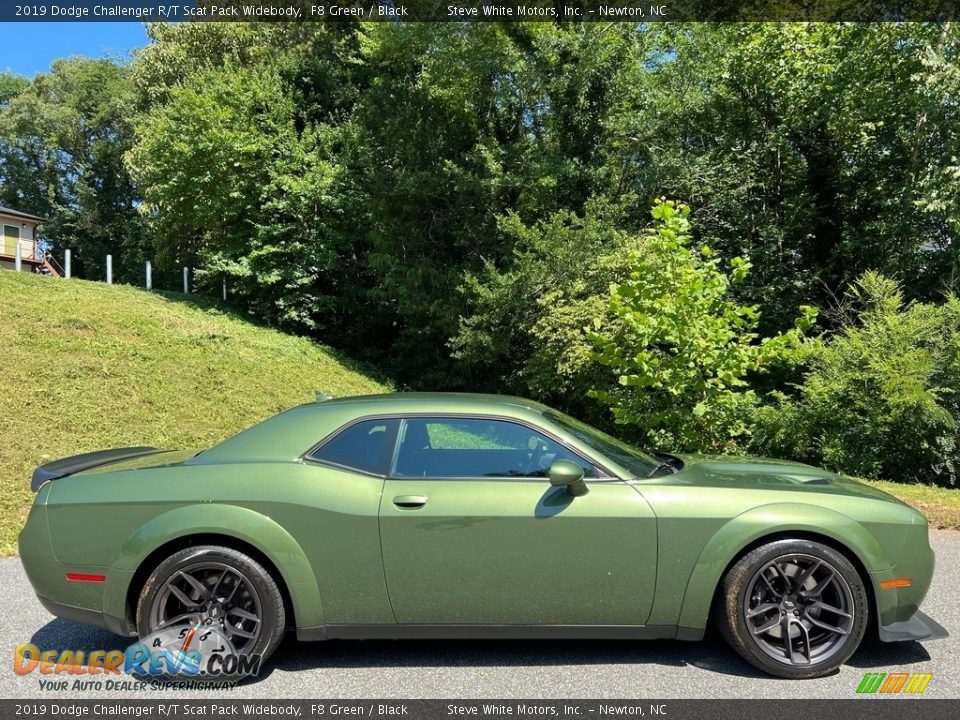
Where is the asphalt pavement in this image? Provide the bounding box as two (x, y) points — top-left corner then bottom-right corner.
(2, 531), (958, 700)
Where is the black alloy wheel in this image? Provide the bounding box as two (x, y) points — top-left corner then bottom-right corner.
(717, 539), (869, 679)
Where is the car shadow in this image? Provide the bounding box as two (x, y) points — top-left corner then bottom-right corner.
(847, 637), (932, 668)
(26, 618), (932, 688)
(260, 634), (765, 682)
(29, 618), (127, 652)
(24, 620), (755, 684)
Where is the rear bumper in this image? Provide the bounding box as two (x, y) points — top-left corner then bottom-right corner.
(36, 595), (134, 637)
(21, 495), (137, 639)
(878, 608), (949, 643)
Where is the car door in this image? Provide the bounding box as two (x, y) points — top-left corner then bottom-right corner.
(378, 416), (658, 626)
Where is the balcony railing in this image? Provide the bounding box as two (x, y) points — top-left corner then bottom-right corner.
(0, 238), (39, 261)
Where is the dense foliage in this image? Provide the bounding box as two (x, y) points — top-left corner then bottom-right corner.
(590, 200), (815, 452)
(451, 199), (633, 424)
(3, 22), (960, 482)
(754, 273), (960, 486)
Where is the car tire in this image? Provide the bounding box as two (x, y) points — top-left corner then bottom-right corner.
(135, 545), (286, 681)
(716, 539), (868, 679)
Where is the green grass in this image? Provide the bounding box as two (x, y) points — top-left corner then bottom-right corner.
(856, 478), (960, 531)
(0, 271), (390, 555)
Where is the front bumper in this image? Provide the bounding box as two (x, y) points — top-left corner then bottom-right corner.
(878, 608), (949, 643)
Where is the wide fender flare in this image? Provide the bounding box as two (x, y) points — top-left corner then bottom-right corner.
(676, 502), (891, 631)
(104, 503), (324, 630)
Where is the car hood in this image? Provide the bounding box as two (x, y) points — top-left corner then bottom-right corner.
(662, 454), (905, 504)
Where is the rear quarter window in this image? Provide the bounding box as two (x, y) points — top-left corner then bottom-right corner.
(308, 418), (399, 476)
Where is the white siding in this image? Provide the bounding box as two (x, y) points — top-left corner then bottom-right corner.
(0, 214), (39, 260)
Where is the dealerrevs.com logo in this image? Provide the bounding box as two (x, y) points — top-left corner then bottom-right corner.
(856, 672), (934, 694)
(127, 625), (261, 679)
(15, 625), (261, 690)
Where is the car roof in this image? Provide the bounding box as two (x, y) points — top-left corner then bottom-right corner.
(314, 392), (551, 414)
(192, 392), (563, 467)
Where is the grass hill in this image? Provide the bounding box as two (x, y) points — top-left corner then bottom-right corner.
(0, 271), (390, 555)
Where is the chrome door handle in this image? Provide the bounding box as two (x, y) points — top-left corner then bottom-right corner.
(393, 495), (428, 509)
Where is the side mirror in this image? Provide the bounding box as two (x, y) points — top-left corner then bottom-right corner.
(549, 460), (589, 497)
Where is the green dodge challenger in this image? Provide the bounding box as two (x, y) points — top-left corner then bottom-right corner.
(20, 393), (946, 679)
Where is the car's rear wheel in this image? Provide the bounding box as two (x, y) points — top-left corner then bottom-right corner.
(716, 539), (868, 679)
(135, 545), (286, 681)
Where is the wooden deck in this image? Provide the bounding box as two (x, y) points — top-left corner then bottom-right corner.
(0, 241), (60, 276)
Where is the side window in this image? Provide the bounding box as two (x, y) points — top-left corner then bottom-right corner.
(308, 419), (399, 476)
(392, 417), (597, 479)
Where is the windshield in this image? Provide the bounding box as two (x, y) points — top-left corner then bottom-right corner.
(542, 410), (659, 478)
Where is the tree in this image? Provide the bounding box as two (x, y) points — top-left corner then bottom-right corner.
(0, 58), (147, 281)
(124, 21), (960, 422)
(589, 200), (815, 452)
(128, 56), (360, 331)
(451, 199), (634, 425)
(0, 73), (28, 107)
(754, 272), (960, 485)
(605, 24), (960, 330)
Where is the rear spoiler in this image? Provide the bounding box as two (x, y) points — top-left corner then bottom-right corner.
(31, 447), (161, 492)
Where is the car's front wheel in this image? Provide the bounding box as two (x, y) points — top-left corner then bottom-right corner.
(135, 545), (286, 681)
(716, 539), (868, 679)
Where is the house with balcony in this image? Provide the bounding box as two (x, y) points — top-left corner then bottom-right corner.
(0, 205), (59, 276)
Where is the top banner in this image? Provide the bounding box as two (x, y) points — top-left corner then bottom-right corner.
(4, 1), (959, 22)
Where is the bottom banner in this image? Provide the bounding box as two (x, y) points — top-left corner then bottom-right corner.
(1, 700), (957, 720)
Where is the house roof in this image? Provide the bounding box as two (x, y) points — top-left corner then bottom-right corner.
(0, 205), (45, 223)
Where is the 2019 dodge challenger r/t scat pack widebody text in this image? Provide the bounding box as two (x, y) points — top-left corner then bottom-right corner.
(20, 393), (947, 679)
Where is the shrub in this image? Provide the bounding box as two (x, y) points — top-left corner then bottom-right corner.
(753, 272), (960, 485)
(589, 200), (815, 452)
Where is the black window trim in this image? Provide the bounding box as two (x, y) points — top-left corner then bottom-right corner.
(302, 412), (620, 481)
(302, 417), (399, 478)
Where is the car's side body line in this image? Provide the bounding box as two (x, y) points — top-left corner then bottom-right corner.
(104, 504), (325, 631)
(671, 503), (892, 633)
(298, 624), (680, 642)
